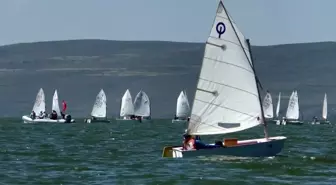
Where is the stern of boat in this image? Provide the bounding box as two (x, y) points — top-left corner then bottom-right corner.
(162, 146), (183, 158)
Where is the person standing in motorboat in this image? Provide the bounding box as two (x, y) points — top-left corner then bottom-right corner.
(62, 100), (67, 113)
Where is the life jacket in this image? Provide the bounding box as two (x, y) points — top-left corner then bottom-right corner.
(183, 138), (196, 150)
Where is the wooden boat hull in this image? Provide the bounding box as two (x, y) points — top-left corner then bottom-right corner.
(162, 136), (286, 158)
(171, 119), (187, 123)
(22, 115), (75, 124)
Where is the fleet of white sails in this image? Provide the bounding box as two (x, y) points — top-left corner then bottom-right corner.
(119, 89), (151, 119)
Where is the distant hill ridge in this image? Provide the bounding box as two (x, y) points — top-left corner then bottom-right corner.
(0, 39), (335, 59)
(0, 39), (335, 118)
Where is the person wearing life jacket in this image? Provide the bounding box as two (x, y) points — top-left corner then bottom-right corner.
(183, 134), (196, 150)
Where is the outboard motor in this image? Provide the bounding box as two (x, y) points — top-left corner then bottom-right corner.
(65, 114), (72, 123)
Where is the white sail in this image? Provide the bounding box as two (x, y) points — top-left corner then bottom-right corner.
(120, 89), (134, 117)
(322, 93), (327, 120)
(176, 91), (190, 118)
(262, 92), (273, 119)
(91, 89), (107, 118)
(187, 1), (262, 136)
(276, 92), (281, 118)
(285, 91), (299, 120)
(32, 88), (46, 114)
(52, 90), (61, 116)
(133, 90), (151, 117)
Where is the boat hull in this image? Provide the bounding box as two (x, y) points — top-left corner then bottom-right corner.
(115, 118), (151, 122)
(311, 120), (331, 125)
(84, 118), (110, 123)
(162, 136), (286, 158)
(22, 115), (75, 124)
(282, 120), (304, 125)
(171, 119), (187, 123)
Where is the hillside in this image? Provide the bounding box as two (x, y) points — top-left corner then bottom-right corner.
(0, 39), (335, 119)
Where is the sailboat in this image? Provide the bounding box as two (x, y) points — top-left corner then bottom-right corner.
(262, 91), (274, 123)
(274, 92), (282, 125)
(22, 89), (75, 123)
(172, 91), (190, 123)
(312, 93), (330, 125)
(84, 89), (110, 123)
(282, 91), (303, 125)
(133, 90), (151, 122)
(116, 89), (135, 121)
(162, 1), (286, 158)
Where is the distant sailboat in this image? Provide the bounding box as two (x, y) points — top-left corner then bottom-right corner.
(282, 91), (303, 125)
(262, 91), (274, 120)
(22, 89), (75, 123)
(172, 91), (190, 123)
(116, 89), (135, 121)
(84, 89), (110, 123)
(162, 0), (286, 158)
(133, 90), (151, 122)
(312, 93), (330, 125)
(275, 92), (281, 125)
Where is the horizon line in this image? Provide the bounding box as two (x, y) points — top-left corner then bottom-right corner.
(1, 38), (335, 48)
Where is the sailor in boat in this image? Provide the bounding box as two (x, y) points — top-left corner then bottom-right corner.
(281, 117), (286, 125)
(173, 115), (178, 120)
(43, 111), (48, 118)
(38, 111), (44, 119)
(50, 110), (58, 120)
(312, 116), (318, 124)
(182, 133), (220, 150)
(30, 111), (36, 120)
(182, 134), (196, 150)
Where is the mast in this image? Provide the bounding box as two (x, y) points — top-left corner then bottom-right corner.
(246, 39), (269, 139)
(221, 2), (268, 139)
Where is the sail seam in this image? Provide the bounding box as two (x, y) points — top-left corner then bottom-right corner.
(199, 78), (259, 97)
(204, 56), (253, 74)
(194, 98), (257, 118)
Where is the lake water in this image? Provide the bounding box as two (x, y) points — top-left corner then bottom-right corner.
(0, 118), (335, 185)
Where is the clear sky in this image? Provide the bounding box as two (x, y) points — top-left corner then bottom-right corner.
(0, 0), (334, 46)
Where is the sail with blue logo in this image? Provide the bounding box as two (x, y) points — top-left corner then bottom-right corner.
(187, 1), (262, 135)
